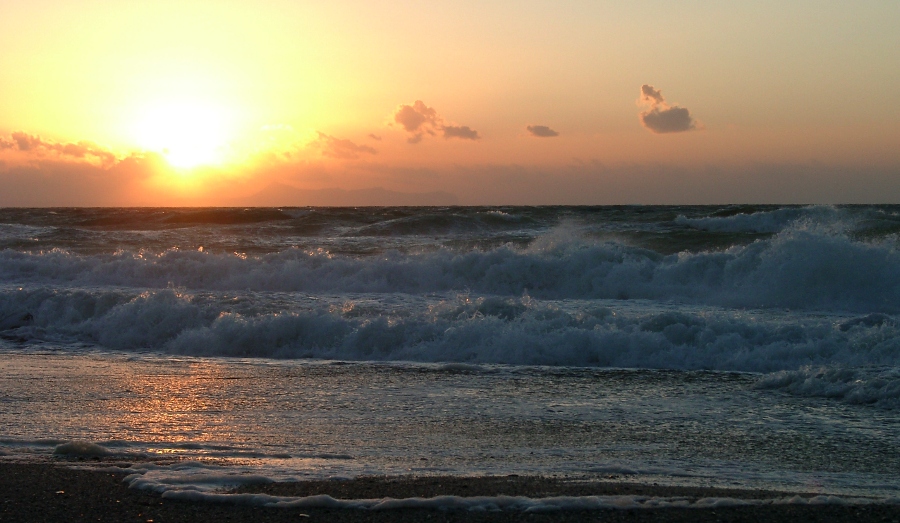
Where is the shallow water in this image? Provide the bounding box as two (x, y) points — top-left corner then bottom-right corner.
(1, 350), (897, 497)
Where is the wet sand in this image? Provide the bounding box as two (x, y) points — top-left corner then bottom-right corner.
(1, 462), (898, 523)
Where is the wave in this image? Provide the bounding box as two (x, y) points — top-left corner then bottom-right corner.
(675, 205), (900, 240)
(2, 223), (898, 313)
(159, 208), (295, 226)
(350, 209), (541, 236)
(0, 223), (56, 242)
(755, 366), (900, 409)
(3, 288), (899, 374)
(674, 205), (850, 234)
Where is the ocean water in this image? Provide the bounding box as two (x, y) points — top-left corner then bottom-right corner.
(1, 205), (899, 500)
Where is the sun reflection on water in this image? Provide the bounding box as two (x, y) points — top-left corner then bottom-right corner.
(115, 363), (242, 451)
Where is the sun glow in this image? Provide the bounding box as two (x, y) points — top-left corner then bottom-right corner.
(132, 101), (236, 169)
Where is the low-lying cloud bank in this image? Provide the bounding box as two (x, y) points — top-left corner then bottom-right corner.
(1, 143), (897, 206)
(0, 132), (117, 165)
(313, 133), (377, 160)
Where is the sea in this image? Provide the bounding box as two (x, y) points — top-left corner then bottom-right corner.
(0, 205), (899, 503)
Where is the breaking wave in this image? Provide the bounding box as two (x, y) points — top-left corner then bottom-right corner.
(1, 223), (898, 313)
(755, 366), (900, 409)
(674, 206), (839, 233)
(2, 288), (899, 374)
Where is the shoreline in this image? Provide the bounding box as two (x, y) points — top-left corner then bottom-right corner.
(2, 463), (899, 523)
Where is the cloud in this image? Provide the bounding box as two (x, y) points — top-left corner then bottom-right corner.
(640, 106), (696, 134)
(637, 85), (697, 134)
(314, 132), (377, 160)
(442, 125), (480, 140)
(639, 84), (665, 105)
(2, 132), (117, 165)
(392, 100), (480, 143)
(368, 134), (382, 141)
(526, 125), (559, 138)
(0, 152), (169, 206)
(394, 101), (440, 141)
(12, 132), (41, 151)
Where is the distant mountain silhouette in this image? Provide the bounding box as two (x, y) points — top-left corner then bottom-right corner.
(232, 184), (459, 207)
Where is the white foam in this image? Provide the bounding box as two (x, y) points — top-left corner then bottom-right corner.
(113, 445), (900, 507)
(53, 440), (111, 457)
(755, 366), (900, 409)
(150, 488), (885, 512)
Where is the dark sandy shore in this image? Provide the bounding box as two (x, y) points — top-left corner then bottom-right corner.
(1, 462), (898, 523)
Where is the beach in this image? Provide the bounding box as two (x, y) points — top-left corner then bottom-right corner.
(3, 463), (899, 523)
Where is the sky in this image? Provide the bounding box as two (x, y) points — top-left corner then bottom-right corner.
(1, 0), (899, 205)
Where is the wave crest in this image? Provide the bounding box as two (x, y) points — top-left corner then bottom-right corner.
(755, 366), (900, 409)
(3, 289), (899, 374)
(2, 223), (898, 313)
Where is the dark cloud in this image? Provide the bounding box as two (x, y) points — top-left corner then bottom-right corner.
(442, 125), (480, 141)
(526, 125), (559, 138)
(315, 132), (377, 160)
(637, 85), (697, 134)
(12, 132), (41, 151)
(367, 134), (382, 141)
(639, 84), (665, 105)
(2, 132), (117, 165)
(394, 101), (440, 141)
(640, 106), (696, 134)
(392, 100), (480, 144)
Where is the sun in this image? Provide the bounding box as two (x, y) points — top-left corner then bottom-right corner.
(132, 100), (235, 169)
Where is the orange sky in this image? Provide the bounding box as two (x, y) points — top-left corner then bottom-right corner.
(1, 1), (899, 205)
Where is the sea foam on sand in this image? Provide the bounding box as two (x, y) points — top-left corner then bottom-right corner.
(53, 441), (112, 457)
